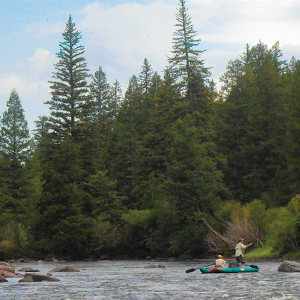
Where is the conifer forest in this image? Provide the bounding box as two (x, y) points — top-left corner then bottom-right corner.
(1, 0), (300, 260)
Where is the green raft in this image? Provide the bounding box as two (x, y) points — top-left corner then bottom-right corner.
(200, 265), (259, 274)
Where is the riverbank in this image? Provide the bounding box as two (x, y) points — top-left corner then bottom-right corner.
(4, 244), (298, 265)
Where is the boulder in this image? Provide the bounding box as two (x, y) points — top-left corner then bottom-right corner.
(0, 270), (22, 278)
(0, 275), (8, 283)
(19, 276), (34, 282)
(0, 261), (12, 266)
(49, 265), (80, 272)
(145, 264), (165, 268)
(19, 274), (60, 282)
(0, 262), (15, 273)
(278, 261), (300, 272)
(37, 260), (44, 265)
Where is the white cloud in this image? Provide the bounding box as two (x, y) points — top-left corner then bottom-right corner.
(189, 0), (300, 47)
(0, 73), (28, 96)
(79, 1), (176, 85)
(27, 48), (55, 80)
(25, 21), (64, 37)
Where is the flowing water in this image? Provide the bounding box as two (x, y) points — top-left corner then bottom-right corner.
(1, 260), (300, 299)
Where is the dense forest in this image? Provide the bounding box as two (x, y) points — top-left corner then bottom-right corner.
(1, 0), (300, 261)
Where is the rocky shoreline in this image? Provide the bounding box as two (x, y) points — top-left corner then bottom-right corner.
(0, 261), (80, 283)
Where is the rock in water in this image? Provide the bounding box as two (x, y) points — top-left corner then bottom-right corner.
(19, 274), (60, 282)
(0, 275), (8, 283)
(278, 261), (300, 272)
(144, 264), (165, 268)
(49, 265), (80, 272)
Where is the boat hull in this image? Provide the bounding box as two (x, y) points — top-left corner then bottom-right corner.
(200, 266), (259, 274)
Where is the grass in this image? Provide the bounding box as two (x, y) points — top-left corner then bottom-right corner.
(245, 245), (280, 259)
(282, 249), (300, 260)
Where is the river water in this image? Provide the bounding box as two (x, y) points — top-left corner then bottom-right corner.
(1, 260), (300, 299)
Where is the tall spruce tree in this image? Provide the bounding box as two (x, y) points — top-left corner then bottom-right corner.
(168, 0), (209, 108)
(109, 76), (141, 206)
(45, 15), (90, 141)
(89, 66), (110, 123)
(0, 89), (32, 216)
(138, 58), (154, 95)
(108, 79), (122, 120)
(33, 17), (98, 259)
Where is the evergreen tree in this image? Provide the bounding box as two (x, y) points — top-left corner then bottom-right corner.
(89, 66), (110, 123)
(109, 75), (142, 209)
(33, 17), (99, 259)
(168, 0), (209, 106)
(0, 89), (31, 163)
(108, 79), (122, 120)
(32, 116), (51, 159)
(0, 89), (32, 216)
(285, 59), (300, 198)
(216, 41), (289, 205)
(138, 58), (153, 95)
(45, 15), (90, 141)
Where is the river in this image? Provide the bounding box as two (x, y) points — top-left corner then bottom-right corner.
(1, 260), (300, 299)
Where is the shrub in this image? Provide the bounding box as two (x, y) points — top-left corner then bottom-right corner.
(266, 206), (297, 253)
(0, 221), (27, 259)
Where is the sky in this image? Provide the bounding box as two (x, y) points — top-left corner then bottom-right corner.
(1, 0), (300, 132)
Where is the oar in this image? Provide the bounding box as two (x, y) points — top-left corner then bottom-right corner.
(186, 264), (212, 273)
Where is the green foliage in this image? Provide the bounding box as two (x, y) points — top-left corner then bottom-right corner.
(122, 209), (154, 256)
(0, 89), (33, 220)
(92, 215), (122, 257)
(266, 206), (297, 253)
(138, 58), (153, 95)
(0, 220), (27, 259)
(123, 209), (152, 226)
(46, 15), (90, 141)
(169, 0), (209, 91)
(3, 6), (300, 260)
(217, 201), (244, 222)
(245, 200), (268, 236)
(50, 215), (95, 259)
(246, 245), (279, 259)
(216, 41), (290, 205)
(89, 66), (111, 123)
(0, 89), (32, 163)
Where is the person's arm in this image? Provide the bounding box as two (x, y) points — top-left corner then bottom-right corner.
(246, 243), (253, 248)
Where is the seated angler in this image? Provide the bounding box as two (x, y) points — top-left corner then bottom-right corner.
(215, 254), (227, 269)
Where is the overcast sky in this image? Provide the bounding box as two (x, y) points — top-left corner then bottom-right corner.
(1, 0), (300, 132)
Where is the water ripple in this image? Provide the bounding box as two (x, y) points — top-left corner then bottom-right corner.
(2, 260), (300, 299)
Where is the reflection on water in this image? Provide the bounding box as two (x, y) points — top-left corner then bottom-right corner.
(2, 260), (300, 299)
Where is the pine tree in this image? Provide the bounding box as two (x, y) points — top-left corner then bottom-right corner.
(138, 58), (153, 95)
(33, 17), (99, 259)
(45, 15), (90, 141)
(0, 89), (31, 163)
(109, 76), (141, 208)
(216, 41), (290, 205)
(89, 66), (110, 123)
(168, 0), (209, 105)
(108, 79), (122, 120)
(284, 59), (300, 200)
(0, 89), (32, 215)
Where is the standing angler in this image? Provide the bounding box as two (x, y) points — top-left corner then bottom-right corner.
(235, 238), (253, 267)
